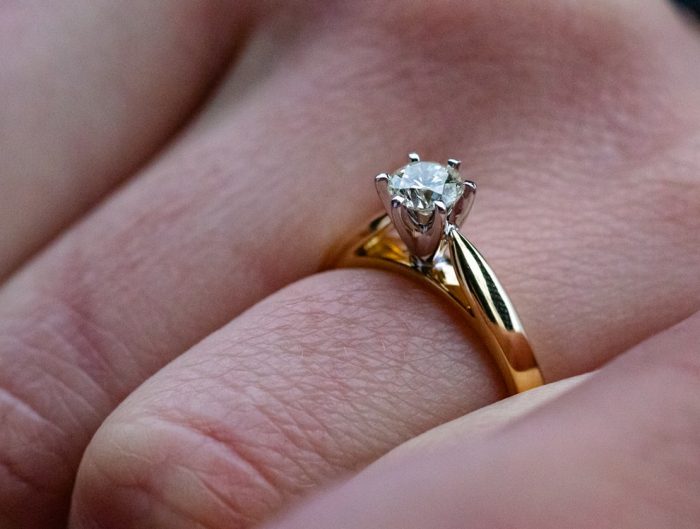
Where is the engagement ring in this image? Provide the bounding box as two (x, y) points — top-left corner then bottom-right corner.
(329, 153), (544, 394)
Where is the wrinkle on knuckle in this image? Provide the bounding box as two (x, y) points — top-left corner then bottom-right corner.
(0, 310), (104, 494)
(0, 374), (72, 527)
(0, 281), (138, 525)
(74, 410), (292, 529)
(1, 287), (123, 420)
(158, 350), (361, 484)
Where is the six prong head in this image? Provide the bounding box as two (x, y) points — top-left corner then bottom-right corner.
(375, 153), (476, 264)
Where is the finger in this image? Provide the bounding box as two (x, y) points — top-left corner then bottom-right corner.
(2, 0), (700, 526)
(69, 269), (504, 529)
(380, 373), (590, 460)
(0, 0), (255, 278)
(60, 268), (662, 529)
(264, 310), (700, 529)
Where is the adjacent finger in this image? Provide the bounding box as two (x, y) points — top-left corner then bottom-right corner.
(1, 0), (699, 526)
(69, 269), (504, 529)
(0, 0), (254, 278)
(264, 310), (700, 529)
(64, 262), (682, 529)
(380, 373), (590, 460)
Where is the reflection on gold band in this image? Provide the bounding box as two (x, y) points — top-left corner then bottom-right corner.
(327, 214), (544, 394)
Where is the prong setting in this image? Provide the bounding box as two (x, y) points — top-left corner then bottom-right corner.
(375, 153), (475, 264)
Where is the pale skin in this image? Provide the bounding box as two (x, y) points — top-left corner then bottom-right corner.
(0, 1), (698, 528)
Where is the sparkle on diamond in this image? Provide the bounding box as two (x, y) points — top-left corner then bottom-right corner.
(388, 161), (462, 213)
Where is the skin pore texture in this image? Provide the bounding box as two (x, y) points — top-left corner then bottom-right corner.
(0, 1), (697, 528)
(262, 311), (700, 529)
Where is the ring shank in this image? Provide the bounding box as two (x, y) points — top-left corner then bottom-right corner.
(326, 214), (544, 394)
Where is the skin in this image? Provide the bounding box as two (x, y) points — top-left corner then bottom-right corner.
(0, 0), (697, 528)
(262, 311), (700, 529)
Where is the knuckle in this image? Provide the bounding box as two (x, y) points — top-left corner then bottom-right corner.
(70, 268), (488, 529)
(72, 412), (287, 529)
(0, 289), (122, 527)
(0, 386), (69, 529)
(0, 335), (73, 528)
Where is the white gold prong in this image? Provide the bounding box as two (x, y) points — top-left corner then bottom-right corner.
(406, 201), (446, 262)
(408, 152), (420, 163)
(390, 196), (405, 210)
(433, 200), (448, 239)
(374, 173), (391, 205)
(388, 196), (415, 250)
(451, 180), (477, 226)
(447, 159), (461, 170)
(375, 172), (390, 184)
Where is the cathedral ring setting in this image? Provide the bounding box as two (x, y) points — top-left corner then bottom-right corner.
(327, 153), (544, 394)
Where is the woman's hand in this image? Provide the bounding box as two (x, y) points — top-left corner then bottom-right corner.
(0, 1), (698, 528)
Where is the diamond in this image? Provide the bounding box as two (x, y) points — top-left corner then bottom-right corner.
(388, 161), (462, 213)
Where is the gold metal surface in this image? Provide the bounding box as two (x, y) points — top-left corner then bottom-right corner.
(327, 213), (544, 394)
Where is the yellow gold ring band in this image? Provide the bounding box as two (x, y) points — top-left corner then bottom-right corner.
(327, 214), (543, 394)
(325, 152), (544, 394)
